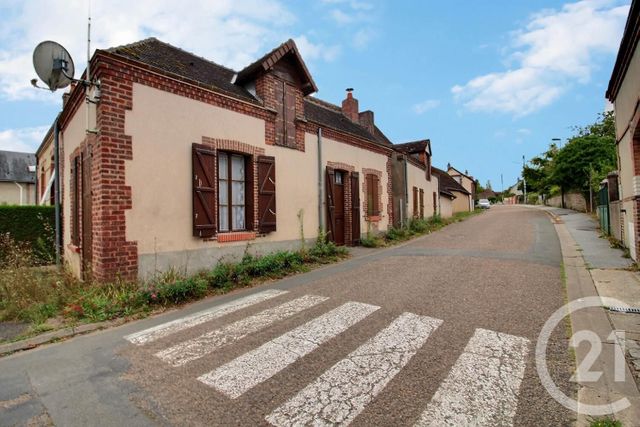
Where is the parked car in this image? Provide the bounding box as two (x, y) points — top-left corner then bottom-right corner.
(477, 199), (491, 209)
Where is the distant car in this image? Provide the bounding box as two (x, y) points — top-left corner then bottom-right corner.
(477, 199), (491, 209)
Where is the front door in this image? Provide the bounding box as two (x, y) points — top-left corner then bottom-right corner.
(81, 145), (93, 278)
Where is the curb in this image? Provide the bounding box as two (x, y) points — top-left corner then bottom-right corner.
(538, 206), (640, 425)
(0, 318), (125, 356)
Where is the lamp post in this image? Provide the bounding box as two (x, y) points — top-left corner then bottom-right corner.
(522, 155), (527, 204)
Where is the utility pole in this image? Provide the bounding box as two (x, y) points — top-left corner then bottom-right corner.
(522, 155), (527, 205)
(501, 173), (504, 202)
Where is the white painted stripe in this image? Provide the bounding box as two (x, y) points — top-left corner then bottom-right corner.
(415, 328), (530, 427)
(156, 295), (329, 367)
(198, 302), (380, 398)
(124, 289), (287, 345)
(266, 312), (443, 426)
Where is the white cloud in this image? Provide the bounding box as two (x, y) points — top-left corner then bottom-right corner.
(353, 28), (376, 49)
(0, 126), (49, 152)
(0, 0), (349, 102)
(517, 128), (531, 135)
(294, 35), (341, 62)
(412, 99), (441, 115)
(452, 0), (629, 116)
(330, 9), (354, 25)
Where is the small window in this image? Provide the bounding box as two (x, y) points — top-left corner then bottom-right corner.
(218, 152), (247, 232)
(335, 171), (343, 185)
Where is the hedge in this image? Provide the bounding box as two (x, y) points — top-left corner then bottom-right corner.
(0, 205), (55, 263)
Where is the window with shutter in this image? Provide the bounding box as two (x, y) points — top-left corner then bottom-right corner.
(413, 186), (418, 218)
(365, 173), (380, 217)
(419, 189), (425, 219)
(257, 156), (276, 233)
(192, 144), (217, 238)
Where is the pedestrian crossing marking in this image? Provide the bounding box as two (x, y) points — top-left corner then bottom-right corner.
(197, 301), (380, 398)
(124, 289), (287, 345)
(414, 328), (529, 427)
(266, 312), (443, 426)
(156, 295), (329, 367)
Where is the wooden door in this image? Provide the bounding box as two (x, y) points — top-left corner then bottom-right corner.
(81, 145), (92, 277)
(350, 172), (360, 245)
(333, 171), (345, 246)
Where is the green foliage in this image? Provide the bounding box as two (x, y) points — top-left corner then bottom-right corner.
(307, 232), (349, 262)
(0, 205), (55, 264)
(360, 232), (385, 248)
(523, 112), (617, 200)
(588, 416), (622, 427)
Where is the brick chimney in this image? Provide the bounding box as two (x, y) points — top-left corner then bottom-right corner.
(342, 88), (359, 122)
(359, 110), (374, 134)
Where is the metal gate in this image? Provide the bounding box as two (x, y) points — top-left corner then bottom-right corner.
(597, 185), (610, 235)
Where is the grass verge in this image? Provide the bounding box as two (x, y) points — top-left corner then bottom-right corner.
(0, 233), (347, 342)
(361, 210), (484, 248)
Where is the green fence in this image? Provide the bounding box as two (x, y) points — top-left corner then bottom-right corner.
(597, 186), (610, 236)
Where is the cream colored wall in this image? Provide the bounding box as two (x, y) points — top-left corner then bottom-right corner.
(614, 42), (640, 258)
(125, 83), (320, 258)
(0, 182), (35, 205)
(451, 191), (470, 213)
(406, 162), (438, 218)
(440, 196), (453, 218)
(125, 83), (393, 272)
(60, 101), (90, 277)
(37, 137), (54, 205)
(321, 134), (391, 232)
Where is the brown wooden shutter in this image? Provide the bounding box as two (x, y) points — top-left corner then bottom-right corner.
(325, 167), (336, 241)
(433, 192), (437, 214)
(413, 186), (418, 218)
(192, 143), (217, 238)
(419, 189), (424, 219)
(284, 84), (296, 148)
(372, 174), (380, 216)
(350, 172), (360, 245)
(275, 80), (285, 146)
(257, 155), (276, 233)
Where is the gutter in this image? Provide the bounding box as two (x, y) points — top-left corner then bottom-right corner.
(317, 128), (325, 233)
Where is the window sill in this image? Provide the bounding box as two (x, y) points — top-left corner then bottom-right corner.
(216, 231), (257, 243)
(366, 215), (381, 223)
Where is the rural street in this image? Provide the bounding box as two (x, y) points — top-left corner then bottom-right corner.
(0, 206), (576, 426)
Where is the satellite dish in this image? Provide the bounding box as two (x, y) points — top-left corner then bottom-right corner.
(32, 41), (75, 92)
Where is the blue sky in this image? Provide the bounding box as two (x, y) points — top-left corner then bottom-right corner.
(0, 0), (630, 189)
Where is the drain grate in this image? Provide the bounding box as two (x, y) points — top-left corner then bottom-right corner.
(608, 306), (640, 314)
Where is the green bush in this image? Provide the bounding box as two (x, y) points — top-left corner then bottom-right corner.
(360, 232), (385, 248)
(408, 218), (429, 234)
(307, 232), (348, 262)
(0, 205), (55, 264)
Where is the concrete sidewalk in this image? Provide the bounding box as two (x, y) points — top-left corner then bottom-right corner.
(539, 206), (640, 425)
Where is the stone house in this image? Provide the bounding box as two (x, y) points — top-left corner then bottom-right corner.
(432, 167), (470, 217)
(0, 150), (36, 205)
(36, 38), (440, 281)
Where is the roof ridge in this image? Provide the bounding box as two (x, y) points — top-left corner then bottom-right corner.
(305, 96), (342, 112)
(108, 37), (239, 74)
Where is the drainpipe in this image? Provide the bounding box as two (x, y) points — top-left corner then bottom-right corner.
(317, 128), (324, 233)
(54, 117), (61, 266)
(14, 182), (24, 205)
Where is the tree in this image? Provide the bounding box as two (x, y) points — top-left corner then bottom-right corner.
(549, 112), (616, 207)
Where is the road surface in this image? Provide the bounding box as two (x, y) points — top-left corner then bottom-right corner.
(0, 206), (575, 426)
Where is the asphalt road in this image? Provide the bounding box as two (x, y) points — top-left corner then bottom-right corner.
(0, 205), (576, 426)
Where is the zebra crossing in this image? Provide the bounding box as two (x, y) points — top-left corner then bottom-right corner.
(124, 290), (531, 426)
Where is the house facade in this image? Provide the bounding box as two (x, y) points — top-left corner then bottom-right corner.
(446, 164), (475, 212)
(0, 150), (36, 205)
(606, 0), (640, 259)
(37, 38), (442, 281)
(432, 167), (469, 218)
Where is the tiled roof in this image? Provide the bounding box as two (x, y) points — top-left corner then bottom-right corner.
(433, 166), (469, 196)
(236, 39), (317, 95)
(105, 38), (393, 147)
(0, 150), (36, 183)
(394, 140), (430, 154)
(304, 97), (392, 147)
(106, 38), (259, 104)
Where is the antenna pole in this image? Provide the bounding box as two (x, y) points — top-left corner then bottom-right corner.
(87, 0), (91, 84)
